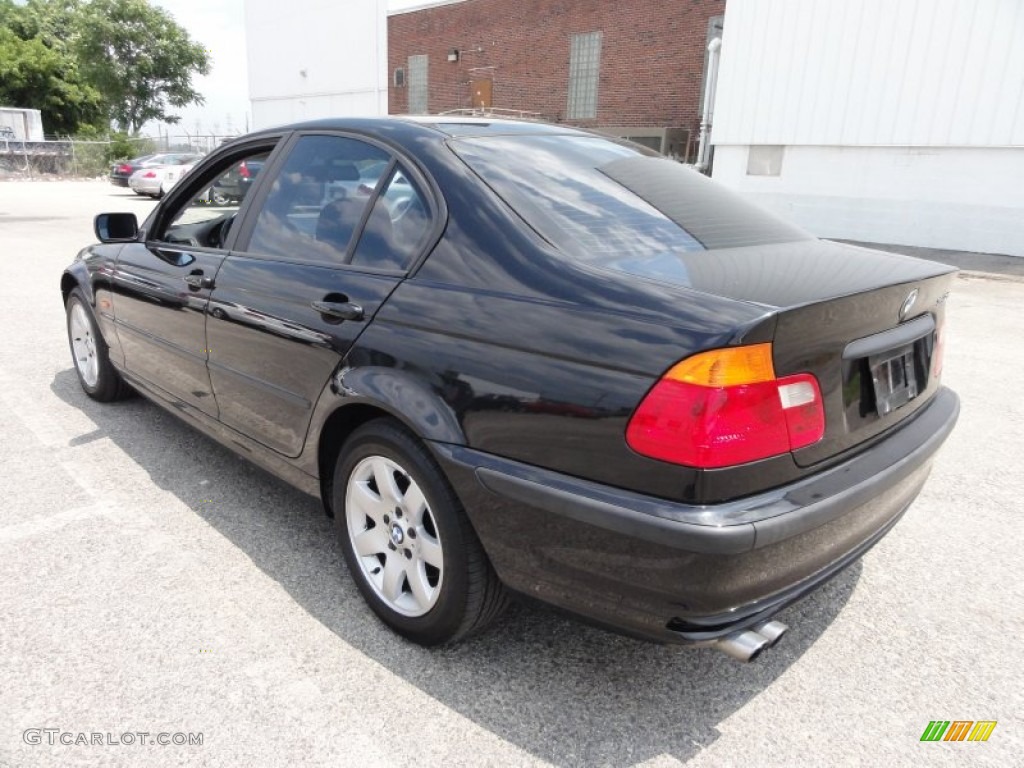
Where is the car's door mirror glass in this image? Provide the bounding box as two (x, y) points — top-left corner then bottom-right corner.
(94, 212), (139, 242)
(245, 135), (391, 263)
(158, 151), (271, 249)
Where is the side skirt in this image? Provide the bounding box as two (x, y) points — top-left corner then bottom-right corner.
(117, 367), (322, 499)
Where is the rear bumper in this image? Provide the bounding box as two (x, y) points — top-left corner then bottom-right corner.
(129, 178), (159, 195)
(432, 387), (959, 644)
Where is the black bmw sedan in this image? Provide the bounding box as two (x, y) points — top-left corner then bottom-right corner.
(62, 117), (958, 661)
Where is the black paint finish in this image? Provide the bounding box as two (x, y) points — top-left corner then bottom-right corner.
(205, 256), (401, 456)
(62, 116), (959, 645)
(113, 242), (226, 416)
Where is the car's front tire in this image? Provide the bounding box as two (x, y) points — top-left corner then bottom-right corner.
(333, 419), (507, 645)
(65, 288), (132, 402)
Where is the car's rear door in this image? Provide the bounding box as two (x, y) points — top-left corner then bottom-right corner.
(111, 141), (281, 415)
(206, 132), (438, 456)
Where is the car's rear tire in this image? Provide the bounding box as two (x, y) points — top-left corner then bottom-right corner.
(65, 288), (132, 402)
(333, 419), (507, 645)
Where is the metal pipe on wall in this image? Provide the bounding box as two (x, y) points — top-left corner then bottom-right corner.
(696, 37), (722, 173)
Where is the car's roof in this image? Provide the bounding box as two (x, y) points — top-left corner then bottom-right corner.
(399, 115), (586, 137)
(243, 115), (592, 141)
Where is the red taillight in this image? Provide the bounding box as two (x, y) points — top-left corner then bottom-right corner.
(119, 164), (132, 173)
(238, 161), (251, 178)
(143, 171), (157, 178)
(626, 344), (825, 468)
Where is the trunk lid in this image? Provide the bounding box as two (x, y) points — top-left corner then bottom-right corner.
(772, 267), (954, 466)
(644, 238), (956, 468)
(451, 135), (958, 475)
(671, 238), (954, 310)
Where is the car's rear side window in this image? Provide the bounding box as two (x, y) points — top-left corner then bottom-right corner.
(450, 135), (810, 281)
(350, 166), (432, 271)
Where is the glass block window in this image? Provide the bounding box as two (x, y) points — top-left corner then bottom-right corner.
(567, 32), (602, 120)
(408, 55), (429, 114)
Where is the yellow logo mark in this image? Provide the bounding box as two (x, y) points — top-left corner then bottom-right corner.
(966, 721), (997, 742)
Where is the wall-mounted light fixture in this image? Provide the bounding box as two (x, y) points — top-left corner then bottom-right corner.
(447, 48), (460, 62)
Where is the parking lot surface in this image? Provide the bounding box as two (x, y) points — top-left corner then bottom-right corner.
(1, 180), (1021, 767)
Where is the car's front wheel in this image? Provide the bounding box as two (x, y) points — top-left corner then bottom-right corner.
(333, 419), (507, 645)
(65, 288), (132, 402)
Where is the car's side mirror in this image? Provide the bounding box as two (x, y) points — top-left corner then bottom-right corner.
(94, 212), (139, 243)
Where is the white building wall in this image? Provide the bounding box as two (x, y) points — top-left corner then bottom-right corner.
(711, 0), (1024, 256)
(0, 108), (45, 141)
(245, 0), (389, 129)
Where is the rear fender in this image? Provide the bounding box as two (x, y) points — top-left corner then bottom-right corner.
(300, 365), (466, 514)
(328, 366), (465, 444)
(306, 366), (465, 448)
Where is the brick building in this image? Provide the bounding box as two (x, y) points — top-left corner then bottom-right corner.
(388, 0), (724, 159)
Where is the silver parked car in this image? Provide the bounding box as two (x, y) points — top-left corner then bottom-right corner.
(128, 156), (202, 198)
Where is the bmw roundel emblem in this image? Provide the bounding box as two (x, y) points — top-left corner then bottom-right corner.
(899, 289), (919, 320)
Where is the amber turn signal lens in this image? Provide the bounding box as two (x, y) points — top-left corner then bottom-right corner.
(664, 343), (775, 387)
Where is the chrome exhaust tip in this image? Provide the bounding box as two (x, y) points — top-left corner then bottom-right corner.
(751, 620), (788, 647)
(712, 630), (770, 663)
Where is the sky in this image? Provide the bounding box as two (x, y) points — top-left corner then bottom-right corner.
(150, 0), (430, 139)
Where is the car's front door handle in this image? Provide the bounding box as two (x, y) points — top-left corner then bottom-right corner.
(311, 300), (364, 321)
(183, 274), (215, 290)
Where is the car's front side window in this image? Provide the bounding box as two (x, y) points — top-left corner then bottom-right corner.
(157, 149), (272, 249)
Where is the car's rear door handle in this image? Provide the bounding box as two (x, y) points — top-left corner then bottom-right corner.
(311, 300), (364, 321)
(183, 274), (215, 290)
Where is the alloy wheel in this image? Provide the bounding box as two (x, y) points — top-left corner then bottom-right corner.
(344, 455), (444, 617)
(69, 302), (99, 387)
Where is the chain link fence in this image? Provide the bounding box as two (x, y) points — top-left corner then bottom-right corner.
(0, 134), (239, 178)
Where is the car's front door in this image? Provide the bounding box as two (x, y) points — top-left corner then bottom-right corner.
(111, 144), (279, 415)
(206, 133), (438, 456)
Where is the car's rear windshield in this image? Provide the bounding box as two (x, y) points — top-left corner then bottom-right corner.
(450, 135), (810, 281)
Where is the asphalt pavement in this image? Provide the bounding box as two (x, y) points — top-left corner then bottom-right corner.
(0, 180), (1021, 767)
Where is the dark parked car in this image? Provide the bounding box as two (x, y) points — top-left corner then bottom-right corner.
(209, 158), (265, 204)
(63, 118), (958, 660)
(109, 154), (154, 187)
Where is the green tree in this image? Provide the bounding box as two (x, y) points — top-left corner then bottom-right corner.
(76, 0), (210, 133)
(0, 0), (105, 135)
